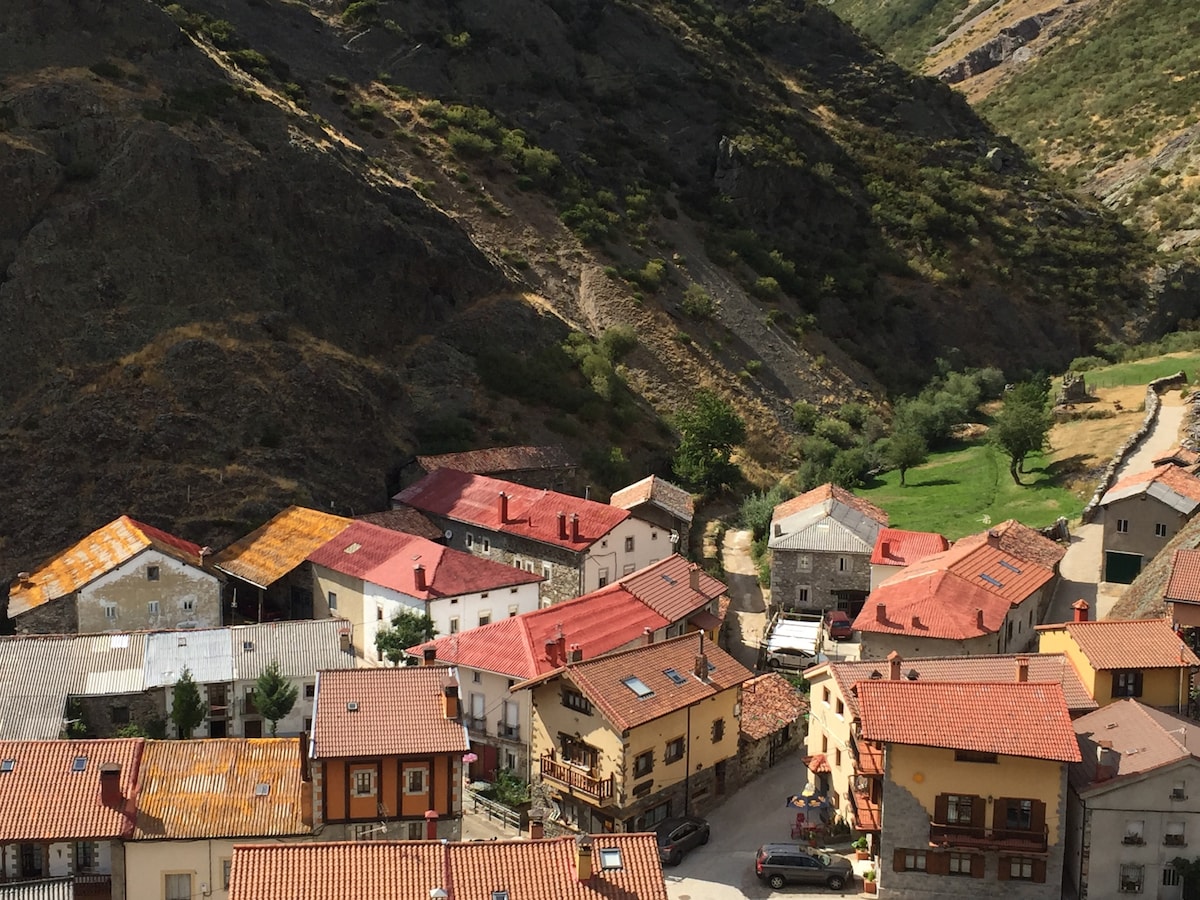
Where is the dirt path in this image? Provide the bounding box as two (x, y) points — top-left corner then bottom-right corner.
(720, 529), (768, 671)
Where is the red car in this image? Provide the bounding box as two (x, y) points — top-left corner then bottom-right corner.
(826, 610), (854, 641)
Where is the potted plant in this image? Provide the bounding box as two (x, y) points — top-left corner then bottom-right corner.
(852, 837), (870, 860)
(863, 869), (877, 895)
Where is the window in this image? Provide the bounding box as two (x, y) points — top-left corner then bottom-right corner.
(948, 852), (973, 876)
(665, 737), (685, 763)
(711, 718), (725, 742)
(148, 601), (159, 616)
(0, 759), (14, 773)
(104, 605), (117, 620)
(640, 801), (672, 829)
(478, 612), (491, 627)
(625, 536), (635, 553)
(449, 617), (460, 634)
(405, 766), (428, 795)
(71, 756), (87, 772)
(1123, 820), (1145, 844)
(1004, 799), (1033, 831)
(472, 671), (482, 684)
(1173, 781), (1188, 800)
(623, 563), (636, 575)
(822, 687), (831, 705)
(821, 734), (828, 753)
(623, 677), (654, 699)
(466, 533), (474, 547)
(222, 859), (232, 890)
(509, 605), (519, 617)
(327, 591), (337, 610)
(797, 586), (810, 605)
(112, 705), (130, 725)
(1157, 523), (1169, 538)
(165, 874), (193, 900)
(1165, 868), (1182, 887)
(798, 554), (812, 572)
(1113, 669), (1144, 698)
(1117, 519), (1130, 534)
(183, 598), (194, 612)
(1166, 822), (1186, 846)
(835, 749), (842, 767)
(946, 795), (974, 825)
(482, 538), (490, 552)
(955, 750), (997, 763)
(1008, 857), (1035, 880)
(1121, 864), (1144, 893)
(304, 683), (315, 699)
(634, 751), (654, 778)
(407, 821), (425, 840)
(559, 736), (598, 770)
(147, 565), (160, 581)
(902, 850), (926, 872)
(542, 565), (551, 580)
(563, 689), (592, 714)
(838, 556), (852, 573)
(598, 568), (610, 588)
(353, 770), (375, 796)
(304, 717), (312, 732)
(75, 842), (95, 870)
(352, 824), (379, 841)
(376, 605), (384, 621)
(835, 699), (844, 717)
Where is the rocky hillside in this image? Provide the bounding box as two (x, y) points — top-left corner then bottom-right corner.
(0, 0), (1177, 598)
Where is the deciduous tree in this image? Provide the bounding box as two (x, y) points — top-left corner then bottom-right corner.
(991, 382), (1053, 485)
(375, 611), (437, 666)
(885, 428), (928, 486)
(672, 390), (746, 493)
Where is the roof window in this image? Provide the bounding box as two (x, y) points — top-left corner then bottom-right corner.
(344, 542), (362, 554)
(71, 756), (87, 772)
(622, 677), (654, 699)
(1, 759), (14, 773)
(998, 560), (1022, 573)
(492, 892), (509, 900)
(664, 668), (687, 685)
(599, 847), (624, 871)
(254, 783), (270, 796)
(979, 573), (1004, 588)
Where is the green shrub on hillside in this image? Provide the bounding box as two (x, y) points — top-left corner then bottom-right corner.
(681, 284), (716, 319)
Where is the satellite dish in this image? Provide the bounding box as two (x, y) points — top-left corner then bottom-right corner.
(444, 530), (454, 540)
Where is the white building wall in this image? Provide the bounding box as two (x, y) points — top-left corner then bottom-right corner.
(581, 518), (659, 595)
(79, 549), (220, 633)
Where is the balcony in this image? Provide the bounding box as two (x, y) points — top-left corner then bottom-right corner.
(852, 737), (884, 778)
(540, 755), (614, 802)
(496, 721), (520, 741)
(465, 715), (488, 736)
(2, 874), (111, 900)
(929, 821), (1048, 854)
(850, 788), (881, 832)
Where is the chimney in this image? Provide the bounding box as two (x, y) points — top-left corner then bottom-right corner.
(888, 651), (901, 681)
(1096, 740), (1117, 780)
(529, 811), (545, 840)
(557, 629), (567, 663)
(414, 563), (427, 593)
(568, 643), (583, 664)
(424, 809), (439, 840)
(558, 512), (568, 540)
(880, 540), (891, 559)
(911, 615), (922, 629)
(422, 645), (437, 666)
(339, 629), (352, 653)
(773, 523), (782, 538)
(976, 608), (985, 630)
(570, 514), (580, 543)
(1073, 599), (1090, 623)
(576, 835), (594, 881)
(545, 639), (559, 664)
(695, 653), (710, 682)
(644, 627), (654, 646)
(99, 763), (122, 807)
(875, 603), (887, 624)
(442, 680), (459, 720)
(689, 565), (700, 592)
(986, 529), (1000, 546)
(498, 491), (509, 524)
(1016, 656), (1029, 683)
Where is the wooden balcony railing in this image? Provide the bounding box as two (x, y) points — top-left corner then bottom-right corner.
(540, 755), (614, 802)
(930, 822), (1048, 853)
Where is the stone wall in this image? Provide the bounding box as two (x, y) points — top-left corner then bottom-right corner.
(771, 550), (870, 613)
(14, 595), (78, 633)
(76, 691), (166, 738)
(729, 726), (807, 793)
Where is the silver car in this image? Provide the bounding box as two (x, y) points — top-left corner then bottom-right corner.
(754, 843), (854, 891)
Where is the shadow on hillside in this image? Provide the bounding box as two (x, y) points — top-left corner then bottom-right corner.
(909, 478), (957, 487)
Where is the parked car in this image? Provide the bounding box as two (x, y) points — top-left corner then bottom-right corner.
(826, 610), (854, 641)
(754, 843), (854, 890)
(766, 647), (828, 672)
(655, 816), (710, 865)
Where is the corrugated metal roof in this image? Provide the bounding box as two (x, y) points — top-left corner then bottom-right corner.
(133, 739), (309, 839)
(1101, 464), (1200, 513)
(229, 619), (356, 681)
(144, 629), (232, 688)
(211, 507), (352, 589)
(769, 502), (883, 553)
(770, 484), (888, 528)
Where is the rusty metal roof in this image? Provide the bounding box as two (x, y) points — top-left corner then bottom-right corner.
(133, 738), (310, 839)
(211, 507), (352, 589)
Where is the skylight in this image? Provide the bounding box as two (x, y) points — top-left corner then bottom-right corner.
(660, 574), (677, 586)
(344, 542), (362, 554)
(71, 756), (87, 773)
(998, 560), (1022, 574)
(492, 892), (509, 900)
(1, 759), (15, 773)
(254, 783), (270, 796)
(599, 847), (624, 871)
(979, 573), (1004, 588)
(663, 668), (687, 685)
(622, 676), (654, 699)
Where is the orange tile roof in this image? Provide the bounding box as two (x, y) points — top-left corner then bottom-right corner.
(133, 739), (309, 839)
(803, 753), (830, 774)
(1166, 548), (1200, 604)
(1154, 446), (1200, 468)
(609, 476), (694, 522)
(9, 516), (207, 616)
(416, 445), (575, 475)
(520, 633), (753, 732)
(771, 483), (888, 526)
(311, 668), (469, 759)
(229, 834), (668, 900)
(740, 673), (808, 741)
(1102, 464), (1200, 507)
(856, 681), (1081, 762)
(0, 739), (143, 840)
(870, 529), (949, 567)
(617, 555), (725, 621)
(211, 507), (353, 589)
(954, 520), (1067, 570)
(1035, 617), (1200, 670)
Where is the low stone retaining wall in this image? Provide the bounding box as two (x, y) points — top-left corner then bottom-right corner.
(1079, 372), (1187, 524)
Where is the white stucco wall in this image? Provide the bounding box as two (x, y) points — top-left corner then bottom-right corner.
(79, 549), (220, 633)
(581, 518), (659, 594)
(125, 837), (310, 900)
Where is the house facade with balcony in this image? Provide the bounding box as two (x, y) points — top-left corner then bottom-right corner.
(1066, 700), (1200, 900)
(857, 679), (1080, 899)
(516, 633), (752, 835)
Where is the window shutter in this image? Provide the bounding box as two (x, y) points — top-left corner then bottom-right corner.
(927, 852), (949, 876)
(893, 848), (907, 872)
(970, 794), (985, 828)
(1032, 859), (1047, 883)
(1111, 670), (1122, 696)
(934, 793), (949, 825)
(1030, 799), (1046, 833)
(998, 856), (1011, 882)
(971, 854), (985, 878)
(1134, 671), (1144, 696)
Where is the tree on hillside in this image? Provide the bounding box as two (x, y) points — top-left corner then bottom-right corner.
(256, 659), (299, 736)
(171, 667), (206, 739)
(991, 382), (1053, 485)
(885, 428), (928, 486)
(376, 610), (437, 666)
(672, 389), (747, 493)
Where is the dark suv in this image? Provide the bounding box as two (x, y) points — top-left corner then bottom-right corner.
(754, 844), (853, 891)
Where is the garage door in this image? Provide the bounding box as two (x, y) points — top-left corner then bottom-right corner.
(1104, 551), (1143, 584)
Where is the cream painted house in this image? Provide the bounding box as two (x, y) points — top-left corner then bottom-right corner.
(516, 632), (752, 835)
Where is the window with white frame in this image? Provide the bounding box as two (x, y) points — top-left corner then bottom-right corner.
(542, 564), (552, 580)
(405, 766), (428, 795)
(1166, 822), (1186, 846)
(509, 605), (519, 617)
(1117, 519), (1130, 534)
(598, 567), (609, 588)
(1121, 864), (1144, 892)
(449, 617), (459, 634)
(948, 852), (972, 876)
(623, 564), (636, 575)
(353, 770), (375, 796)
(148, 601), (159, 616)
(1156, 523), (1169, 537)
(327, 591), (337, 610)
(1008, 857), (1035, 880)
(625, 536), (635, 553)
(478, 611), (491, 627)
(104, 604), (117, 621)
(903, 850), (926, 872)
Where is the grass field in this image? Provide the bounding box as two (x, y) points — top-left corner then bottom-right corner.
(1078, 352), (1200, 389)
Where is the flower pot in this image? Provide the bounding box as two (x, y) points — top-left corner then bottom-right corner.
(863, 880), (877, 895)
(856, 850), (870, 860)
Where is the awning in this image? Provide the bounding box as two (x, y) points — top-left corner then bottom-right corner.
(689, 609), (724, 631)
(802, 753), (831, 774)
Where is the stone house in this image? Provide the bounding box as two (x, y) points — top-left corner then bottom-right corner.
(1098, 465), (1200, 584)
(732, 672), (807, 790)
(8, 516), (219, 635)
(768, 484), (888, 616)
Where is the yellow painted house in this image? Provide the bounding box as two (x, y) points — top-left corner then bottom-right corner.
(858, 680), (1081, 899)
(515, 632), (753, 835)
(1036, 604), (1198, 709)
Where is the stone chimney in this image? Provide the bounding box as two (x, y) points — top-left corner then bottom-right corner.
(558, 511), (568, 540)
(529, 811), (545, 840)
(422, 645), (437, 666)
(888, 651), (901, 681)
(1096, 740), (1117, 780)
(986, 529), (1000, 546)
(689, 565), (700, 592)
(570, 514), (580, 543)
(339, 629), (352, 653)
(100, 763), (123, 807)
(644, 627), (654, 645)
(1016, 656), (1029, 683)
(576, 835), (594, 881)
(498, 491), (509, 524)
(414, 563), (427, 593)
(773, 523), (782, 537)
(695, 653), (710, 682)
(976, 608), (985, 630)
(875, 603), (887, 624)
(568, 643), (583, 664)
(1073, 599), (1090, 623)
(442, 680), (459, 720)
(424, 809), (439, 839)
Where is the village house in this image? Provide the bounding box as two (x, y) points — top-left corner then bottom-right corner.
(1164, 547), (1200, 628)
(734, 672), (808, 789)
(7, 516), (219, 635)
(803, 652), (1096, 838)
(1036, 605), (1200, 710)
(210, 507), (352, 625)
(397, 444), (579, 493)
(393, 468), (661, 605)
(869, 529), (949, 591)
(609, 475), (694, 556)
(1097, 464), (1200, 584)
(308, 667), (469, 841)
(768, 484), (888, 615)
(307, 520), (542, 661)
(410, 555), (726, 782)
(0, 739), (142, 899)
(853, 536), (1055, 660)
(1152, 445), (1200, 473)
(228, 832), (667, 900)
(954, 519), (1068, 619)
(515, 632), (752, 835)
(125, 738), (311, 900)
(1065, 699), (1200, 900)
(860, 679), (1080, 899)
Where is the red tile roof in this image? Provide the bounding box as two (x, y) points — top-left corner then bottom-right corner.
(1154, 446), (1200, 468)
(0, 739), (143, 840)
(395, 469), (629, 551)
(311, 668), (469, 759)
(1166, 548), (1200, 604)
(416, 445), (575, 475)
(954, 520), (1067, 570)
(229, 834), (668, 900)
(9, 516), (207, 616)
(617, 555), (725, 621)
(1036, 617), (1200, 670)
(519, 633), (753, 732)
(308, 521), (541, 598)
(803, 753), (830, 774)
(1102, 464), (1200, 506)
(609, 476), (695, 522)
(856, 681), (1081, 762)
(740, 673), (808, 741)
(771, 483), (888, 526)
(355, 507), (443, 541)
(212, 507), (353, 589)
(870, 529), (949, 567)
(133, 739), (309, 839)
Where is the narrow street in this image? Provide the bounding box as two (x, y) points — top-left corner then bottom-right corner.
(720, 528), (768, 670)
